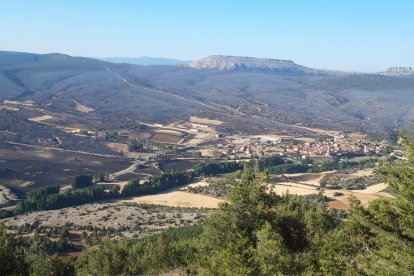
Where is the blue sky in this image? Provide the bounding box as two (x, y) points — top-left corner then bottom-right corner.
(0, 0), (413, 71)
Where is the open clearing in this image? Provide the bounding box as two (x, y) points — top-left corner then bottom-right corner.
(105, 142), (144, 158)
(348, 168), (374, 177)
(122, 189), (225, 208)
(189, 116), (223, 126)
(269, 170), (392, 210)
(1, 202), (208, 239)
(352, 183), (389, 194)
(327, 199), (350, 210)
(277, 171), (335, 186)
(3, 100), (34, 106)
(74, 101), (94, 113)
(28, 114), (54, 122)
(187, 179), (211, 188)
(270, 182), (319, 196)
(0, 105), (19, 111)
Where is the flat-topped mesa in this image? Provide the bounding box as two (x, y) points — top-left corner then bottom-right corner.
(187, 55), (347, 76)
(188, 55), (301, 70)
(384, 66), (414, 75)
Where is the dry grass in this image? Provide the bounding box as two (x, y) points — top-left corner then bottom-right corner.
(348, 168), (374, 178)
(281, 171), (335, 186)
(189, 116), (224, 126)
(0, 105), (20, 111)
(187, 179), (211, 188)
(74, 101), (94, 113)
(327, 199), (350, 210)
(122, 191), (225, 208)
(270, 182), (319, 196)
(152, 133), (182, 144)
(324, 188), (393, 207)
(3, 100), (34, 106)
(28, 115), (54, 122)
(352, 183), (388, 194)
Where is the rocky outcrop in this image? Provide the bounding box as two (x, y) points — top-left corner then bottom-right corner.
(188, 55), (298, 69)
(188, 55), (341, 75)
(383, 67), (414, 76)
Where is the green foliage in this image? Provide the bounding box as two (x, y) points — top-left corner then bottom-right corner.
(0, 112), (18, 131)
(93, 172), (106, 183)
(0, 224), (76, 275)
(122, 171), (194, 196)
(319, 139), (414, 275)
(0, 224), (27, 275)
(106, 131), (119, 141)
(199, 163), (338, 275)
(72, 174), (93, 189)
(268, 162), (308, 173)
(260, 155), (285, 169)
(76, 225), (202, 275)
(193, 161), (243, 176)
(14, 185), (109, 214)
(127, 139), (143, 152)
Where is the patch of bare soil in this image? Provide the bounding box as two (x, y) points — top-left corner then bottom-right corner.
(327, 199), (350, 210)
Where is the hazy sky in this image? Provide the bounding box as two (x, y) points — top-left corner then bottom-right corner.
(1, 0), (413, 72)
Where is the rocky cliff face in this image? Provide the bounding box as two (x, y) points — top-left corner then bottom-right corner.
(188, 55), (341, 76)
(188, 55), (297, 69)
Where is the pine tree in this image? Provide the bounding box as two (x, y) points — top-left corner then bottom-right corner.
(319, 138), (414, 275)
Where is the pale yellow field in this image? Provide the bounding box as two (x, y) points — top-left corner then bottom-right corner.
(0, 105), (19, 111)
(352, 183), (388, 194)
(348, 168), (374, 177)
(105, 142), (133, 157)
(271, 183), (319, 196)
(189, 116), (224, 126)
(121, 191), (225, 208)
(154, 129), (183, 136)
(28, 115), (54, 122)
(74, 101), (94, 113)
(4, 100), (34, 106)
(199, 149), (223, 157)
(186, 180), (211, 188)
(324, 188), (393, 207)
(324, 190), (379, 206)
(282, 171), (336, 186)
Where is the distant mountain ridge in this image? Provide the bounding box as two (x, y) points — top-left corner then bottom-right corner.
(188, 55), (343, 75)
(98, 56), (190, 66)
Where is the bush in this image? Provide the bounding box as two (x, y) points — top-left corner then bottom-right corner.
(72, 175), (93, 189)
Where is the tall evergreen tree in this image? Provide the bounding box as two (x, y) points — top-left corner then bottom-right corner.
(319, 138), (414, 275)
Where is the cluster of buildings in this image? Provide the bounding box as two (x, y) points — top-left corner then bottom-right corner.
(205, 135), (388, 160)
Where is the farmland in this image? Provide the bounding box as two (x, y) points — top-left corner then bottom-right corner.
(0, 54), (405, 265)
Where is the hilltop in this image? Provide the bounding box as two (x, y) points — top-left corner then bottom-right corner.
(188, 55), (339, 75)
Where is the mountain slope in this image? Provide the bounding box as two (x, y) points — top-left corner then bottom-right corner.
(1, 51), (414, 134)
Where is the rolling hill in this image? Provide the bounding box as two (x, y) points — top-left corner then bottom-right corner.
(1, 51), (414, 136)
